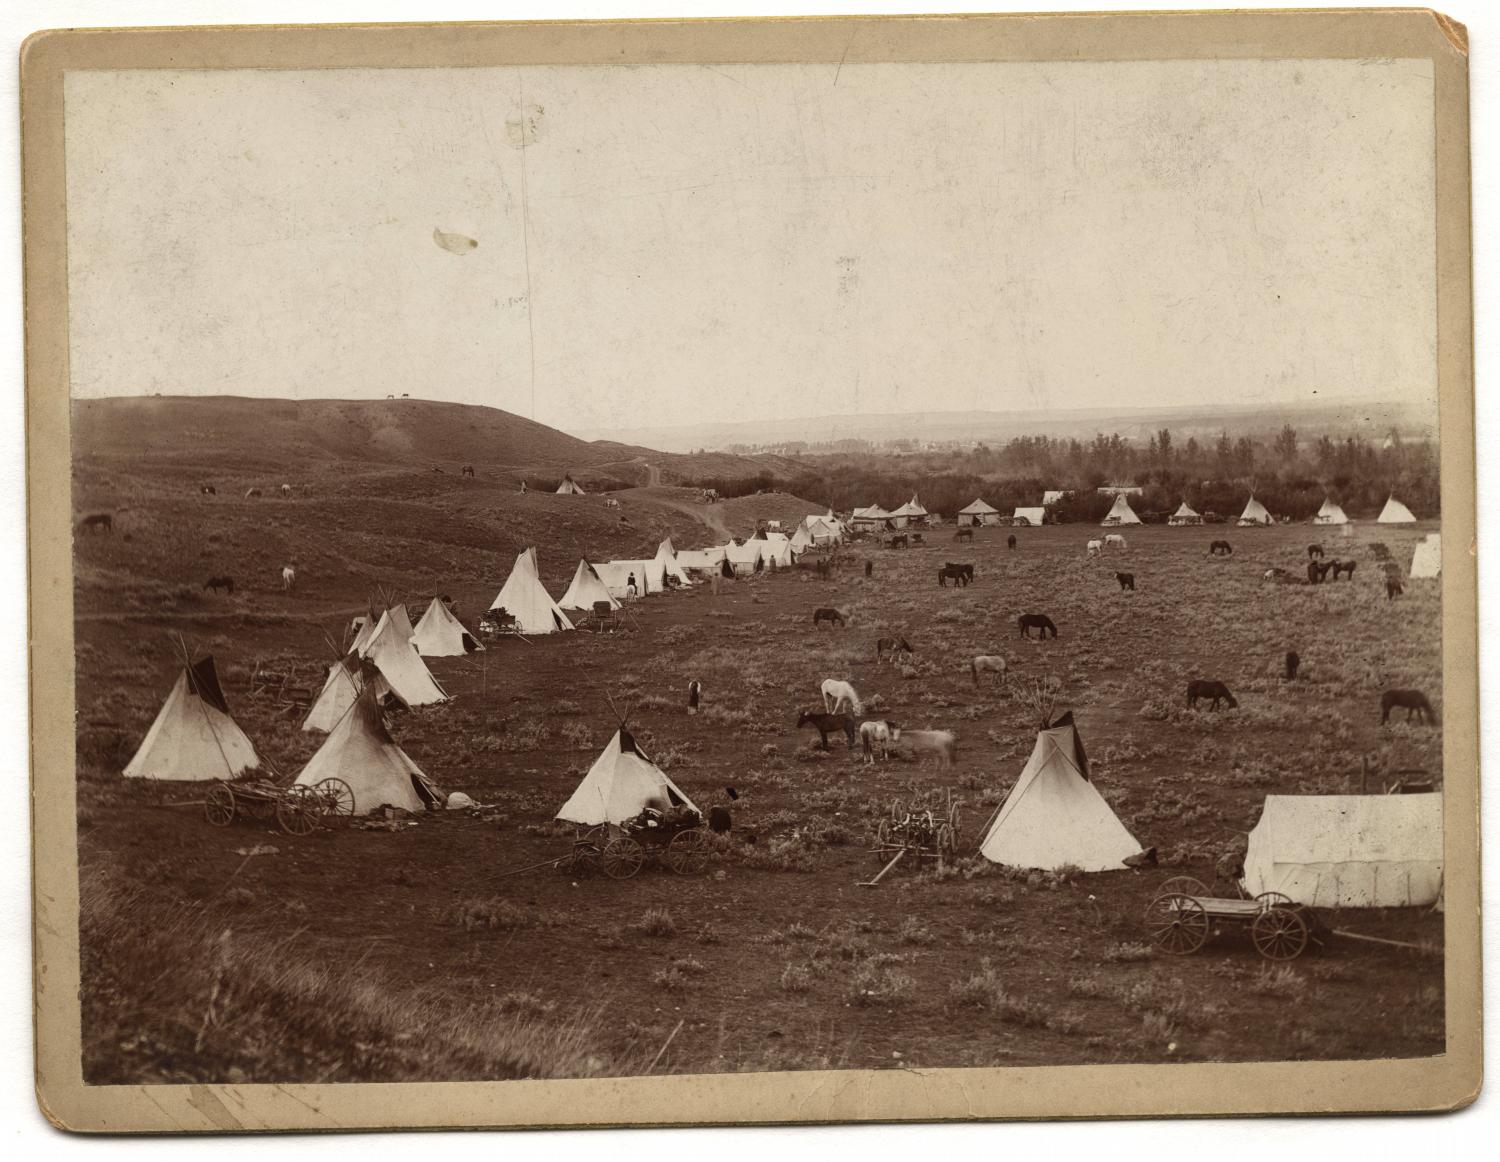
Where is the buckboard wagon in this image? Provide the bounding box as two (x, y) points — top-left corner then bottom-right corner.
(1145, 875), (1329, 961)
(204, 776), (355, 836)
(566, 806), (710, 879)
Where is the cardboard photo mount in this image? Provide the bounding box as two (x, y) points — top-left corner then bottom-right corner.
(23, 9), (1478, 1133)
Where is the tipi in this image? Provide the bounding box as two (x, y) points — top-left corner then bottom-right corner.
(789, 524), (814, 554)
(489, 548), (574, 633)
(1377, 495), (1417, 524)
(295, 679), (443, 815)
(1242, 794), (1442, 908)
(979, 715), (1142, 872)
(123, 656), (262, 781)
(655, 539), (694, 587)
(556, 474), (586, 495)
(303, 653), (369, 734)
(1410, 533), (1442, 579)
(1100, 495), (1142, 526)
(1237, 495), (1274, 526)
(556, 727), (698, 826)
(1313, 499), (1350, 525)
(560, 559), (622, 611)
(1167, 500), (1202, 526)
(957, 499), (1001, 527)
(411, 596), (483, 656)
(361, 607), (448, 705)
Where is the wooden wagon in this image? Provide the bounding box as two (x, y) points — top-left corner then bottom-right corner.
(1145, 875), (1326, 961)
(204, 776), (355, 836)
(566, 808), (710, 879)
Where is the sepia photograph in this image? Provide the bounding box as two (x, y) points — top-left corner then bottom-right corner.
(22, 7), (1478, 1132)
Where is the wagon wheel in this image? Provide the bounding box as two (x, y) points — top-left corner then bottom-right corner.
(1145, 893), (1209, 956)
(875, 819), (891, 848)
(600, 835), (644, 880)
(666, 828), (710, 875)
(1254, 891), (1295, 911)
(275, 789), (320, 836)
(314, 777), (356, 817)
(1251, 906), (1309, 961)
(204, 782), (236, 827)
(935, 822), (956, 863)
(1154, 875), (1209, 901)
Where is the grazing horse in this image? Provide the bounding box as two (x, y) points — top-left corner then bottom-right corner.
(1381, 689), (1436, 725)
(858, 719), (897, 763)
(687, 680), (702, 715)
(876, 636), (913, 664)
(896, 729), (958, 768)
(245, 487), (263, 498)
(200, 485), (216, 495)
(797, 709), (856, 750)
(813, 607), (846, 628)
(1104, 534), (1127, 551)
(1308, 560), (1333, 585)
(1007, 535), (1017, 550)
(864, 560), (873, 578)
(970, 655), (1007, 685)
(820, 679), (863, 716)
(938, 564), (972, 588)
(1115, 572), (1135, 591)
(203, 575), (234, 595)
(1086, 539), (1103, 557)
(954, 527), (974, 542)
(462, 465), (475, 478)
(1370, 543), (1391, 562)
(1307, 544), (1325, 559)
(887, 534), (909, 550)
(1209, 540), (1233, 556)
(1330, 559), (1357, 581)
(1386, 578), (1404, 601)
(280, 483), (292, 497)
(1187, 680), (1238, 710)
(1018, 613), (1058, 639)
(78, 513), (113, 534)
(1285, 651), (1300, 681)
(281, 566), (297, 591)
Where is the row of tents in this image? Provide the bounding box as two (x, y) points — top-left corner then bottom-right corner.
(865, 494), (1426, 529)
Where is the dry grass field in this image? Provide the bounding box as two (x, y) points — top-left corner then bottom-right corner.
(72, 453), (1445, 1084)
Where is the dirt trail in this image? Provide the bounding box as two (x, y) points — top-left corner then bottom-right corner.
(638, 487), (730, 540)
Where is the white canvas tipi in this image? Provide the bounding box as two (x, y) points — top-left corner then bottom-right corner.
(558, 559), (621, 611)
(295, 680), (443, 815)
(1167, 500), (1202, 526)
(1377, 495), (1417, 524)
(979, 716), (1142, 872)
(123, 656), (261, 781)
(362, 608), (448, 705)
(1313, 499), (1350, 525)
(1237, 495), (1274, 526)
(1099, 495), (1142, 526)
(655, 539), (694, 587)
(555, 728), (698, 826)
(411, 597), (483, 656)
(303, 653), (368, 733)
(1410, 533), (1442, 579)
(489, 548), (574, 633)
(556, 474), (586, 495)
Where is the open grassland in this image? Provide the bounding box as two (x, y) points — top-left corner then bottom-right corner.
(72, 464), (1445, 1082)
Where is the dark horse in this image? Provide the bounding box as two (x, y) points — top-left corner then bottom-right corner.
(876, 636), (913, 663)
(1208, 540), (1233, 556)
(1381, 689), (1437, 724)
(203, 575), (235, 595)
(954, 527), (974, 542)
(1386, 578), (1404, 601)
(1330, 559), (1357, 580)
(79, 513), (113, 534)
(1115, 572), (1135, 591)
(938, 563), (973, 587)
(887, 534), (909, 550)
(812, 607), (846, 628)
(864, 560), (873, 578)
(910, 533), (924, 545)
(1018, 613), (1057, 640)
(797, 709), (856, 750)
(1308, 560), (1333, 585)
(1187, 680), (1238, 710)
(1285, 651), (1300, 681)
(1007, 535), (1017, 550)
(1307, 544), (1325, 559)
(461, 464), (475, 478)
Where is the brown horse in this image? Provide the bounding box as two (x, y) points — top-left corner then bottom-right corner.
(1381, 690), (1436, 724)
(1187, 680), (1238, 710)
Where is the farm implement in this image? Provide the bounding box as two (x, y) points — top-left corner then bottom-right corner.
(860, 792), (961, 886)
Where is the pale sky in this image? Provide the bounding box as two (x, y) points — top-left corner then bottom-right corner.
(64, 60), (1437, 434)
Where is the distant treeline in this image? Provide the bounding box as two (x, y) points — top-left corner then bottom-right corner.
(691, 426), (1440, 520)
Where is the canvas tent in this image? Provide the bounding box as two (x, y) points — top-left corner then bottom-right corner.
(303, 653), (369, 733)
(889, 496), (929, 527)
(979, 716), (1142, 872)
(556, 728), (699, 826)
(1313, 499), (1350, 525)
(1167, 500), (1202, 526)
(674, 546), (728, 572)
(850, 505), (892, 532)
(361, 607), (448, 705)
(1237, 495), (1274, 526)
(490, 548), (575, 633)
(295, 680), (443, 815)
(1410, 533), (1441, 579)
(1377, 496), (1417, 524)
(123, 656), (262, 781)
(1100, 495), (1143, 526)
(761, 537), (795, 568)
(411, 596), (483, 656)
(655, 540), (694, 587)
(724, 539), (765, 575)
(957, 499), (1002, 526)
(789, 525), (814, 553)
(1242, 794), (1442, 908)
(1012, 507), (1046, 527)
(594, 558), (667, 598)
(1041, 490), (1070, 506)
(559, 559), (622, 611)
(555, 475), (585, 495)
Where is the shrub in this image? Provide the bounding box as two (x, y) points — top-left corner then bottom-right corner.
(629, 908), (677, 939)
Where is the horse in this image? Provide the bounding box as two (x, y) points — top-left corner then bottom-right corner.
(938, 564), (972, 588)
(687, 680), (702, 715)
(970, 655), (1007, 685)
(1386, 578), (1404, 601)
(1115, 572), (1135, 591)
(1381, 689), (1436, 724)
(910, 533), (924, 545)
(876, 636), (913, 664)
(813, 607), (846, 628)
(1104, 534), (1127, 551)
(1086, 539), (1103, 557)
(821, 679), (863, 716)
(896, 729), (958, 768)
(954, 527), (974, 542)
(1285, 651), (1300, 681)
(203, 575), (234, 595)
(1330, 560), (1357, 581)
(280, 484), (292, 497)
(281, 566), (297, 591)
(887, 534), (909, 550)
(1186, 680), (1238, 710)
(245, 487), (263, 498)
(1370, 543), (1391, 562)
(864, 560), (873, 578)
(462, 465), (475, 478)
(1019, 613), (1058, 639)
(1209, 540), (1233, 556)
(200, 485), (216, 496)
(1007, 535), (1017, 550)
(1307, 544), (1325, 559)
(78, 513), (113, 534)
(797, 709), (856, 750)
(1308, 560), (1332, 585)
(858, 719), (896, 763)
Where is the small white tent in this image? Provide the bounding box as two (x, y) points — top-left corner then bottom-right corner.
(594, 559), (666, 598)
(295, 681), (443, 815)
(1100, 495), (1143, 526)
(850, 505), (892, 532)
(1312, 499), (1350, 525)
(1410, 533), (1442, 579)
(1242, 794), (1442, 908)
(1012, 507), (1046, 527)
(889, 496), (929, 527)
(123, 656), (261, 781)
(674, 546), (728, 571)
(1041, 490), (1070, 506)
(789, 525), (814, 554)
(957, 499), (1001, 526)
(979, 716), (1143, 872)
(1167, 501), (1202, 526)
(489, 548), (575, 633)
(559, 559), (622, 611)
(1237, 495), (1274, 526)
(1377, 496), (1417, 524)
(556, 475), (585, 495)
(724, 539), (764, 575)
(411, 597), (483, 656)
(556, 728), (699, 826)
(655, 540), (694, 587)
(362, 608), (448, 705)
(303, 654), (368, 733)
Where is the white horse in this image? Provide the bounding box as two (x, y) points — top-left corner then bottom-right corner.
(970, 655), (1007, 686)
(280, 483), (292, 497)
(859, 719), (896, 763)
(896, 729), (958, 768)
(1105, 534), (1128, 550)
(281, 565), (296, 591)
(821, 678), (863, 716)
(1086, 539), (1103, 557)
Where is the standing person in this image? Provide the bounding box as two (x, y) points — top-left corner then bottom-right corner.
(687, 680), (702, 715)
(864, 560), (873, 578)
